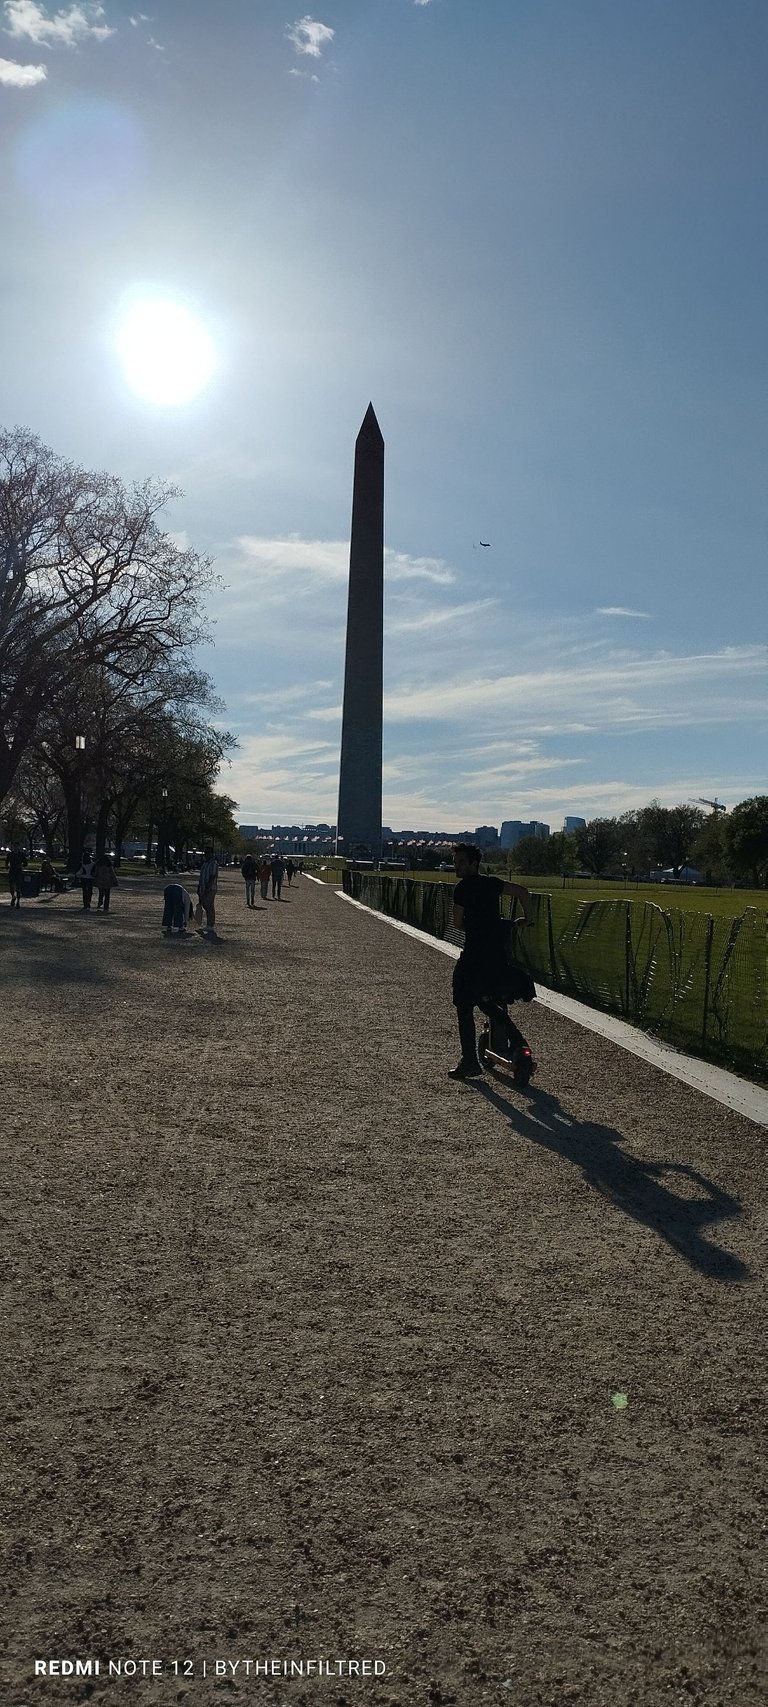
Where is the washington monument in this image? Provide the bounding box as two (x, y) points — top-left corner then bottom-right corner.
(336, 403), (384, 862)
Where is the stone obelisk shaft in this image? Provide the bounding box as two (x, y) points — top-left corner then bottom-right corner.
(336, 404), (384, 861)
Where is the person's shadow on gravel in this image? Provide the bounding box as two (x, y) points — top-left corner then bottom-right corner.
(475, 1079), (749, 1281)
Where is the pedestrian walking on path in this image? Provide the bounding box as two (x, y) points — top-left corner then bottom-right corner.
(39, 858), (63, 893)
(449, 842), (536, 1080)
(285, 858), (295, 887)
(6, 844), (25, 908)
(271, 854), (285, 900)
(162, 882), (194, 934)
(258, 857), (271, 901)
(76, 851), (96, 911)
(94, 853), (118, 912)
(197, 847), (219, 932)
(241, 854), (257, 908)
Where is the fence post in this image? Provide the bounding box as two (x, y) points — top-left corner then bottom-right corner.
(701, 914), (715, 1052)
(546, 894), (557, 985)
(625, 903), (632, 1018)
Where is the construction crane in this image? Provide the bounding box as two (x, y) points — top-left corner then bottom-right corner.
(690, 797), (726, 814)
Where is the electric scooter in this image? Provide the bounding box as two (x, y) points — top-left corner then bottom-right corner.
(477, 1014), (537, 1086)
(476, 918), (537, 1086)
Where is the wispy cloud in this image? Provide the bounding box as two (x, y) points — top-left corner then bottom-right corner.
(3, 1), (114, 47)
(233, 680), (334, 710)
(0, 50), (44, 80)
(390, 598), (496, 633)
(378, 646), (767, 729)
(386, 549), (455, 585)
(221, 535), (457, 590)
(596, 606), (653, 619)
(228, 534), (347, 584)
(285, 15), (334, 58)
(461, 754), (585, 783)
(224, 731), (340, 822)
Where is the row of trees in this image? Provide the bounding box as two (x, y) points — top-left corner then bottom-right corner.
(0, 426), (236, 867)
(504, 799), (768, 887)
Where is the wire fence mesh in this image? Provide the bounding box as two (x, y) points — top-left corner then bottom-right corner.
(343, 872), (768, 1081)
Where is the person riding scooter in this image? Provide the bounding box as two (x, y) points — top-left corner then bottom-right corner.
(449, 842), (536, 1080)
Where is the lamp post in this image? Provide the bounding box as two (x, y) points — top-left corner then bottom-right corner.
(160, 787), (168, 874)
(69, 734), (87, 870)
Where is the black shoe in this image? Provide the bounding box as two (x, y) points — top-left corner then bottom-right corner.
(448, 1060), (483, 1080)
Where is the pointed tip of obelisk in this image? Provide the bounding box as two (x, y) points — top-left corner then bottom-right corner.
(358, 401), (384, 443)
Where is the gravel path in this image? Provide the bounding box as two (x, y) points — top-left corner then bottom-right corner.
(2, 873), (766, 1707)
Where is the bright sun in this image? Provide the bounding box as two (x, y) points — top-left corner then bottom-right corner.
(116, 298), (217, 405)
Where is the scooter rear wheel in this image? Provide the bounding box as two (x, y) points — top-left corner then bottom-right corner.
(512, 1047), (535, 1086)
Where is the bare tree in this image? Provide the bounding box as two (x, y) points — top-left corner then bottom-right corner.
(32, 652), (231, 867)
(0, 426), (215, 807)
(5, 747), (67, 855)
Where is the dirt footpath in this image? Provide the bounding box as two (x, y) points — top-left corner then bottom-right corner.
(1, 873), (766, 1707)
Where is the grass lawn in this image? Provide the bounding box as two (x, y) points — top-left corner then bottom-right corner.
(384, 870), (768, 920)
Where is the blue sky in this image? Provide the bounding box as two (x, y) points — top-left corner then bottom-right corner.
(2, 0), (766, 829)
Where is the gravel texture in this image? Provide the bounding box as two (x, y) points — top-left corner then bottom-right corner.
(1, 872), (766, 1707)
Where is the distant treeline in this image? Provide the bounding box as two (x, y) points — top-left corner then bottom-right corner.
(483, 800), (768, 888)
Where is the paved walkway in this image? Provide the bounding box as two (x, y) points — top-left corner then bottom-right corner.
(2, 873), (766, 1707)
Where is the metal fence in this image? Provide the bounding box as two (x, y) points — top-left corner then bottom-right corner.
(342, 872), (768, 1082)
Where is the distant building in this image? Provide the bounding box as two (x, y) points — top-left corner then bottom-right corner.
(500, 821), (529, 849)
(474, 825), (499, 848)
(238, 823), (338, 853)
(563, 816), (586, 833)
(500, 819), (549, 847)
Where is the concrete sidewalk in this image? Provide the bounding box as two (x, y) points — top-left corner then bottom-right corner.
(2, 873), (766, 1707)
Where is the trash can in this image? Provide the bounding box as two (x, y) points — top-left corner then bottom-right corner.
(20, 871), (41, 898)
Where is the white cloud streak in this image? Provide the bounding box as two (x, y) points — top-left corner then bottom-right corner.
(223, 535), (457, 588)
(389, 598), (496, 633)
(379, 647), (766, 726)
(0, 50), (44, 79)
(596, 606), (653, 619)
(233, 680), (334, 710)
(386, 549), (455, 585)
(3, 1), (114, 46)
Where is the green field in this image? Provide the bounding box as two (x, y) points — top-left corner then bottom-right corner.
(309, 860), (767, 920)
(418, 871), (768, 919)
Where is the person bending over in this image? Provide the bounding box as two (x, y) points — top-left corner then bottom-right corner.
(162, 882), (194, 934)
(450, 842), (535, 1080)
